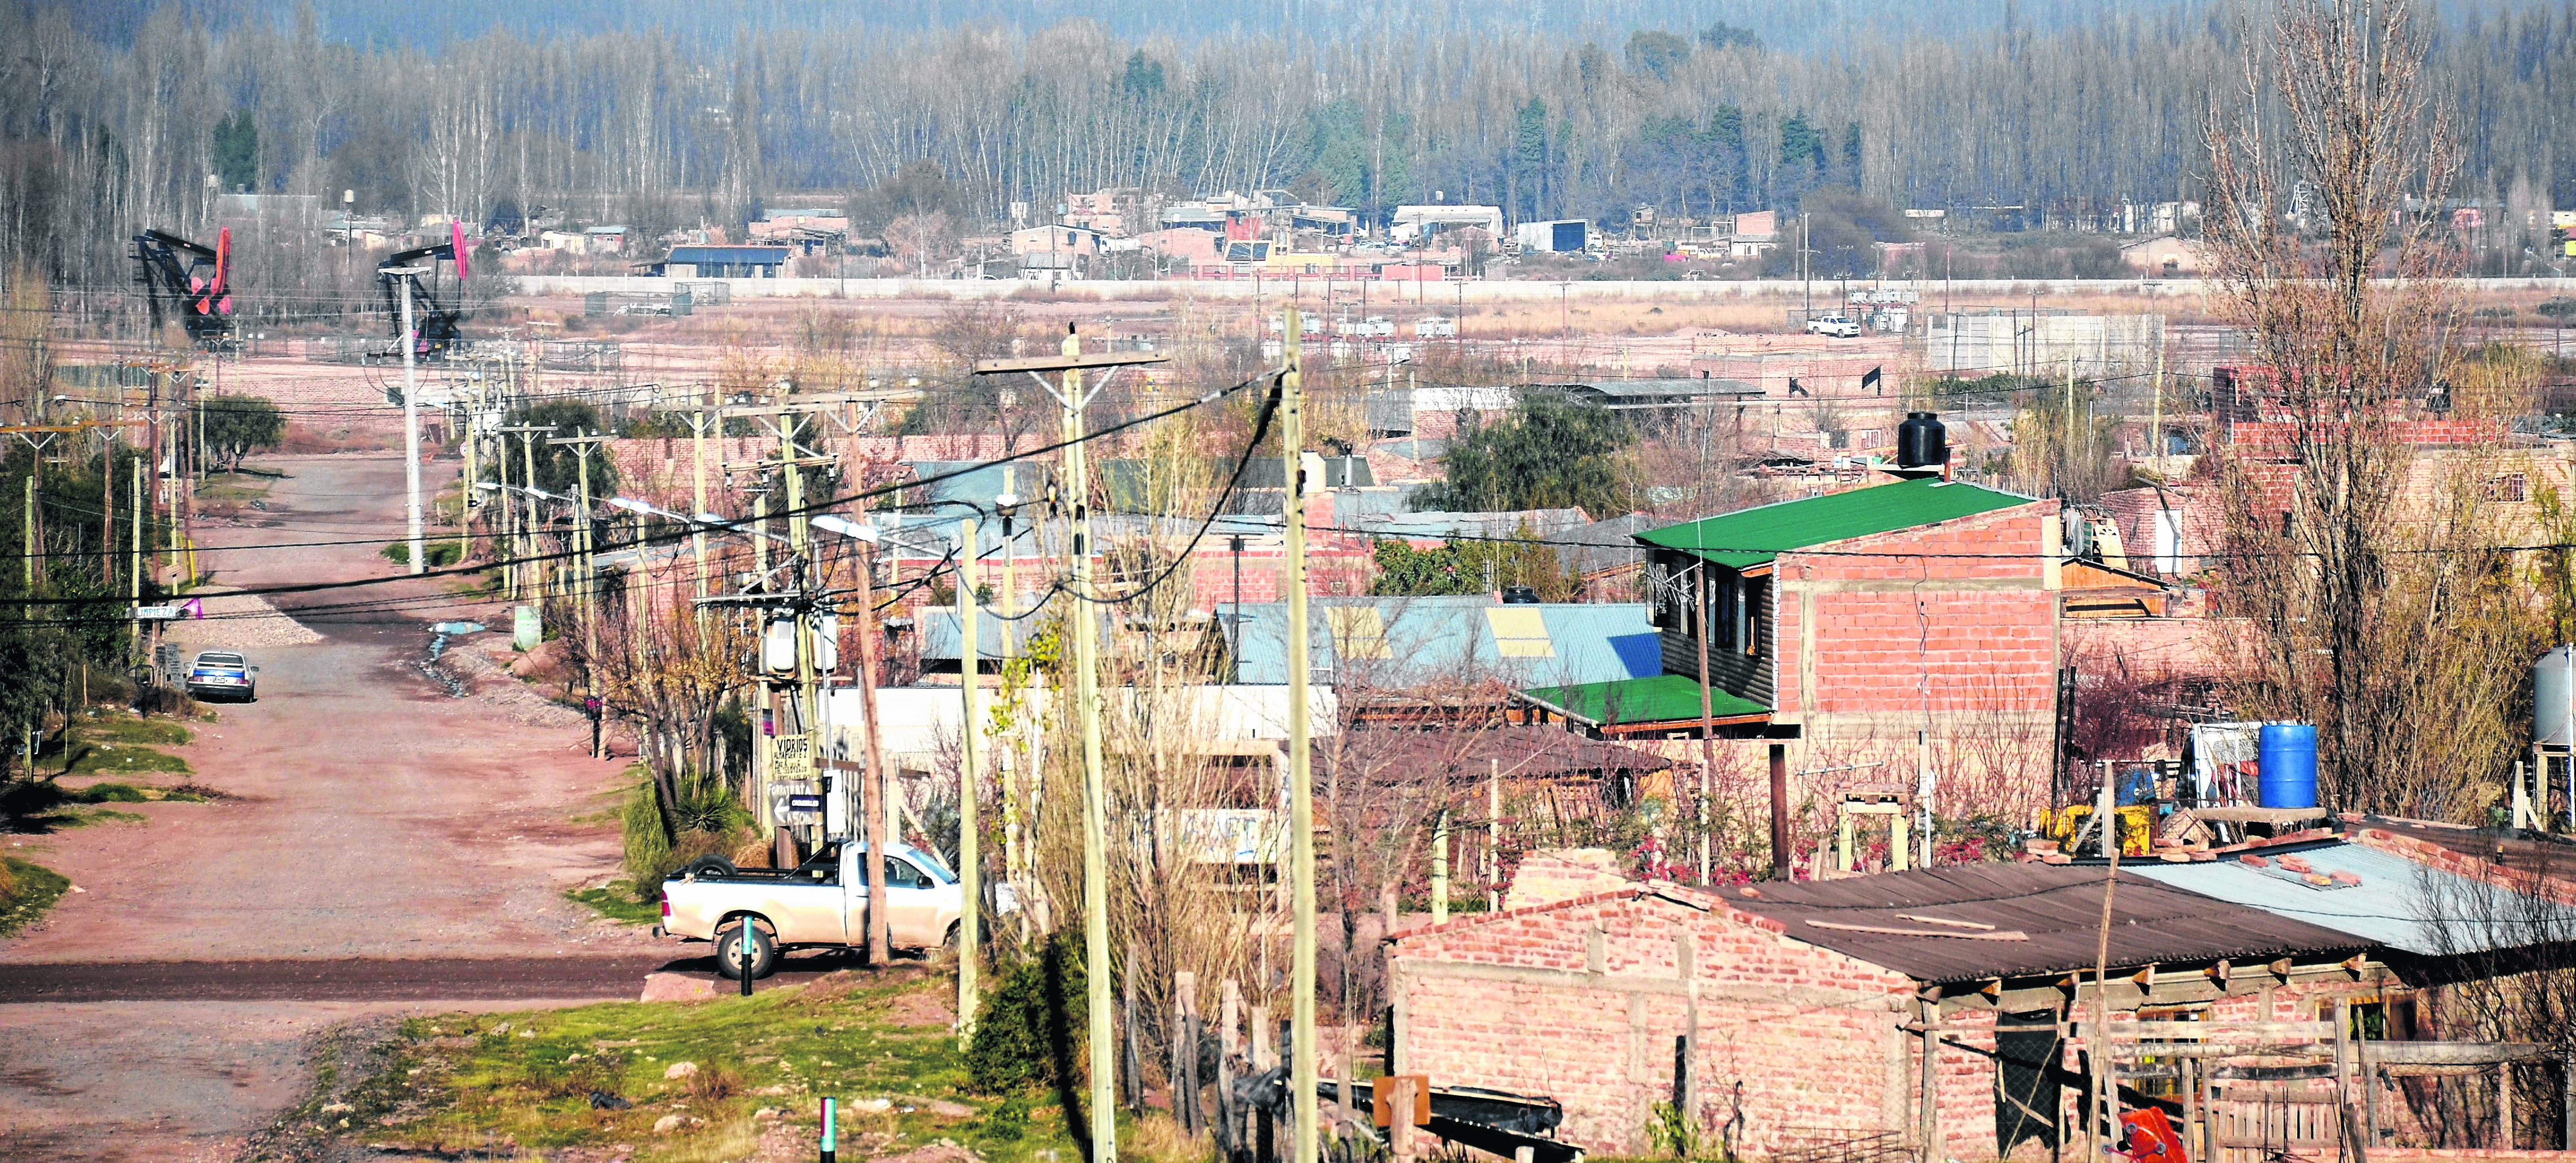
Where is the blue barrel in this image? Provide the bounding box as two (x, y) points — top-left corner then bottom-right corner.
(2258, 723), (2319, 809)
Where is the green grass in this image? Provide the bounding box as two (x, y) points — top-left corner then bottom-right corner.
(565, 879), (663, 926)
(339, 969), (1129, 1163)
(63, 745), (192, 776)
(70, 713), (192, 747)
(198, 474), (275, 502)
(0, 856), (68, 938)
(382, 541), (466, 569)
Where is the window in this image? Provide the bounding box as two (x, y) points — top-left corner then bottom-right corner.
(2487, 474), (2529, 503)
(1740, 578), (1764, 656)
(884, 857), (931, 889)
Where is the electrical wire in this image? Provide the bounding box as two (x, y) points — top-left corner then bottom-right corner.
(0, 364), (1280, 613)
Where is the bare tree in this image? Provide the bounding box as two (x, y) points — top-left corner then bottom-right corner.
(2202, 0), (2536, 818)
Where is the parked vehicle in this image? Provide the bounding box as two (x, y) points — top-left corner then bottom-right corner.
(185, 651), (258, 701)
(657, 840), (963, 979)
(1805, 315), (1863, 339)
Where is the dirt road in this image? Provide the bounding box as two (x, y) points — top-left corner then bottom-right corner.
(0, 453), (670, 1161)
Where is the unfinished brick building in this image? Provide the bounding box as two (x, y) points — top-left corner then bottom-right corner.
(1391, 823), (2576, 1162)
(1515, 477), (2066, 838)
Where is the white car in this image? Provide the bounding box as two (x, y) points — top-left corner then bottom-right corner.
(1806, 315), (1863, 338)
(185, 651), (258, 701)
(659, 840), (964, 979)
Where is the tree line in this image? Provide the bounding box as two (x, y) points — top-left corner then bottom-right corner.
(3, 2), (2575, 286)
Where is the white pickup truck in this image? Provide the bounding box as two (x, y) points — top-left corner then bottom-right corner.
(657, 840), (963, 979)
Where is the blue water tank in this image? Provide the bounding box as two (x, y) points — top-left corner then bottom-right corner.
(2258, 723), (2319, 809)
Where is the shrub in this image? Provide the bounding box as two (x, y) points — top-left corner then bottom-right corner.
(380, 541), (466, 568)
(965, 932), (1089, 1096)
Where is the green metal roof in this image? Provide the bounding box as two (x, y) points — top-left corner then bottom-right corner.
(1519, 674), (1768, 728)
(1634, 478), (2034, 570)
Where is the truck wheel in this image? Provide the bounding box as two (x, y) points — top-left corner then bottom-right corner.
(943, 922), (960, 954)
(714, 919), (777, 980)
(681, 855), (737, 880)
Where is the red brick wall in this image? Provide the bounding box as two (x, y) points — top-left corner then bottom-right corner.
(1395, 891), (1916, 1156)
(1773, 504), (2060, 726)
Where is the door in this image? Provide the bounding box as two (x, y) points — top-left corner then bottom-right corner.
(772, 849), (847, 945)
(881, 854), (946, 948)
(842, 851), (947, 949)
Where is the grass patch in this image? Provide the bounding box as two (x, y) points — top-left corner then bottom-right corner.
(198, 474), (275, 502)
(382, 541), (466, 569)
(0, 856), (68, 936)
(338, 969), (1125, 1163)
(69, 713), (192, 748)
(566, 879), (663, 926)
(4, 776), (206, 831)
(62, 745), (191, 776)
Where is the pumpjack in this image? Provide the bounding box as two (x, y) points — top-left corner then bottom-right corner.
(131, 227), (237, 350)
(374, 222), (471, 363)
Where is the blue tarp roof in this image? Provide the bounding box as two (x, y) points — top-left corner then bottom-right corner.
(1220, 597), (1660, 688)
(2129, 841), (2576, 956)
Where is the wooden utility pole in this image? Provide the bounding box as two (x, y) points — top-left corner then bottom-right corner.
(1284, 302), (1319, 1163)
(1695, 562), (1718, 884)
(968, 339), (1166, 1163)
(957, 515), (982, 1040)
(548, 431), (611, 757)
(495, 425), (552, 598)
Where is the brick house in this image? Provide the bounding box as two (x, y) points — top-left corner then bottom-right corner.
(1390, 821), (2576, 1162)
(1386, 862), (2364, 1160)
(1513, 478), (2065, 835)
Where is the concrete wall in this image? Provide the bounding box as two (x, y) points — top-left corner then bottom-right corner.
(493, 274), (2576, 303)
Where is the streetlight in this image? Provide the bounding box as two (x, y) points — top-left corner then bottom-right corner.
(809, 514), (880, 544)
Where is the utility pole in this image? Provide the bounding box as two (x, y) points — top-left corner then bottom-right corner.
(496, 424), (552, 599)
(1800, 212), (1812, 319)
(1063, 327), (1115, 1163)
(956, 515), (982, 1044)
(1694, 563), (1718, 885)
(392, 270), (427, 575)
(688, 397), (718, 600)
(548, 431), (611, 757)
(2150, 348), (2164, 470)
(969, 338), (1167, 1163)
(1283, 302), (1319, 1163)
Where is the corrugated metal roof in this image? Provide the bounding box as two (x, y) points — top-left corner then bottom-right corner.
(664, 245), (789, 263)
(1223, 597), (1659, 689)
(1547, 378), (1766, 406)
(1697, 863), (2367, 983)
(1636, 478), (2037, 569)
(2126, 841), (2576, 956)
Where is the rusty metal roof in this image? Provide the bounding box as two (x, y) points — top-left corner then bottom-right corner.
(1703, 863), (2367, 985)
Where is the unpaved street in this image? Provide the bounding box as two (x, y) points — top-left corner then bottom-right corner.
(0, 453), (669, 1161)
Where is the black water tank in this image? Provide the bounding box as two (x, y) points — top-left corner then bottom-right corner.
(1897, 411), (1947, 468)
